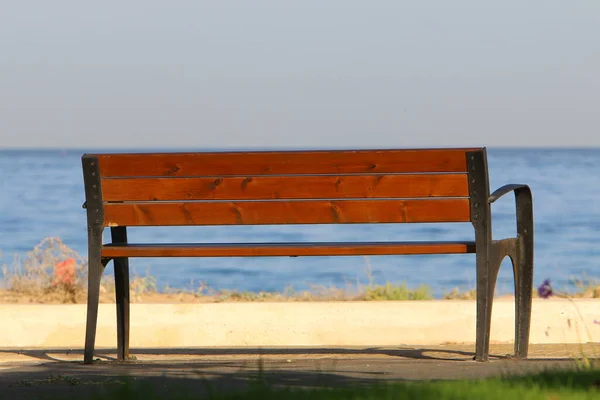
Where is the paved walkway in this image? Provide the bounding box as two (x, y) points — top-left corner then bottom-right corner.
(0, 344), (597, 399)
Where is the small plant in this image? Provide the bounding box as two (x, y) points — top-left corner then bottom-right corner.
(0, 237), (159, 304)
(364, 282), (433, 300)
(1, 237), (87, 303)
(569, 274), (600, 298)
(442, 287), (477, 300)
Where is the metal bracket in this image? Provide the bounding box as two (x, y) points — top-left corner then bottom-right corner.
(82, 155), (104, 233)
(466, 148), (495, 361)
(466, 149), (491, 229)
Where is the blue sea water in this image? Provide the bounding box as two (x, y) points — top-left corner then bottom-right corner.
(0, 148), (599, 297)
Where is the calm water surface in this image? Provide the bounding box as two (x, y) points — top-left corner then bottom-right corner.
(1, 148), (599, 297)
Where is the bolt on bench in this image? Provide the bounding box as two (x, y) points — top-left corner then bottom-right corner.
(81, 147), (533, 364)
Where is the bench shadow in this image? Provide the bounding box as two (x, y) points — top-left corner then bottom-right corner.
(1, 347), (592, 399)
(0, 346), (572, 363)
(0, 348), (592, 399)
(0, 358), (400, 400)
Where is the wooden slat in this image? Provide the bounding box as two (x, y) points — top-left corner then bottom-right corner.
(93, 148), (479, 177)
(101, 174), (469, 201)
(102, 241), (477, 258)
(103, 199), (471, 227)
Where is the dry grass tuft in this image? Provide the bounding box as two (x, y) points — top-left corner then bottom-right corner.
(0, 237), (157, 304)
(1, 237), (87, 303)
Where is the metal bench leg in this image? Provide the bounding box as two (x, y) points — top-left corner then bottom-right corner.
(477, 239), (516, 362)
(488, 185), (534, 359)
(475, 257), (494, 362)
(468, 149), (495, 362)
(512, 253), (533, 359)
(82, 154), (106, 364)
(111, 227), (131, 361)
(84, 238), (105, 364)
(513, 190), (534, 359)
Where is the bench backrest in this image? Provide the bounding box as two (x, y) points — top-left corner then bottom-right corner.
(82, 148), (487, 228)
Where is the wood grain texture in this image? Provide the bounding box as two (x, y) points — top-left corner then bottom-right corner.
(101, 174), (469, 201)
(102, 199), (471, 227)
(102, 241), (477, 258)
(93, 148), (480, 177)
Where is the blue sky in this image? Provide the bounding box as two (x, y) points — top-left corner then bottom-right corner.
(1, 0), (599, 149)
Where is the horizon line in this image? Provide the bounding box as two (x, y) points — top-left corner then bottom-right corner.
(2, 145), (600, 152)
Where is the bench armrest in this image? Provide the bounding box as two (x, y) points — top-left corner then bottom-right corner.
(488, 184), (533, 239)
(489, 184), (531, 204)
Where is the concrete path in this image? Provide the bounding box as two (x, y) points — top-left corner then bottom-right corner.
(1, 344), (597, 399)
(3, 299), (599, 348)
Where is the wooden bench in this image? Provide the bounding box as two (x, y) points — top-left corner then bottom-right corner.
(81, 147), (534, 364)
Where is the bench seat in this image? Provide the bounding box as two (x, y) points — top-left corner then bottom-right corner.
(102, 241), (477, 258)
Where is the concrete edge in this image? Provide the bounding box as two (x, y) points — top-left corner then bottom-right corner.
(1, 298), (599, 348)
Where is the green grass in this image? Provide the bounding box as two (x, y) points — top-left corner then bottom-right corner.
(48, 369), (599, 400)
(364, 282), (433, 300)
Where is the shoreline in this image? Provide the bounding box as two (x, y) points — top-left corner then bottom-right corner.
(3, 237), (600, 303)
(1, 278), (598, 304)
(2, 237), (599, 305)
(0, 288), (516, 304)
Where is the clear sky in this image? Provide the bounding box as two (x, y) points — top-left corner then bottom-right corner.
(1, 0), (599, 149)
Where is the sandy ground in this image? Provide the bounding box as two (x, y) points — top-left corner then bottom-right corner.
(2, 299), (599, 348)
(0, 344), (597, 400)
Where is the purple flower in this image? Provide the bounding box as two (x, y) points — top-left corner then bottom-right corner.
(537, 279), (553, 299)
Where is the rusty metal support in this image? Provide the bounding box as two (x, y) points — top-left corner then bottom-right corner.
(467, 149), (494, 362)
(489, 184), (534, 359)
(82, 155), (105, 365)
(467, 149), (534, 361)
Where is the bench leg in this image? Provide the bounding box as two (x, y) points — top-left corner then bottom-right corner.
(475, 259), (494, 362)
(84, 242), (105, 364)
(512, 251), (533, 359)
(114, 257), (130, 361)
(111, 227), (131, 361)
(475, 237), (510, 362)
(475, 236), (532, 362)
(513, 191), (534, 359)
(468, 148), (496, 362)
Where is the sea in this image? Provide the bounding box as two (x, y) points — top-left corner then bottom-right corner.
(1, 148), (599, 297)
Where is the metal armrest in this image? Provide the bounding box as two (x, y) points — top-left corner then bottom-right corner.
(488, 184), (533, 238)
(489, 184), (531, 204)
(486, 184), (534, 361)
